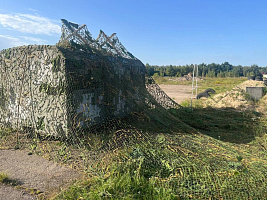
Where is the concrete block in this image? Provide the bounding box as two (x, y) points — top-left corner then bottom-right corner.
(246, 87), (266, 100)
(0, 45), (146, 137)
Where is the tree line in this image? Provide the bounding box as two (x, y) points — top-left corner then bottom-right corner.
(145, 62), (267, 78)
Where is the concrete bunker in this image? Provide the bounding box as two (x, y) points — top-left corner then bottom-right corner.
(0, 19), (146, 137)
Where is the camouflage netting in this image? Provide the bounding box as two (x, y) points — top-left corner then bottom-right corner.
(0, 19), (180, 137)
(1, 19), (266, 199)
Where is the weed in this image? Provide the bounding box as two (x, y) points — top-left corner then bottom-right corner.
(55, 142), (72, 163)
(0, 172), (9, 184)
(0, 171), (21, 186)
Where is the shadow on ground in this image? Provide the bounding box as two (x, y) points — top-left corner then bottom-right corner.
(170, 107), (265, 144)
(126, 106), (265, 145)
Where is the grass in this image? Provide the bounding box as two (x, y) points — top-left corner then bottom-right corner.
(196, 77), (247, 94)
(52, 77), (266, 199)
(0, 77), (266, 199)
(153, 76), (247, 94)
(0, 171), (21, 186)
(53, 130), (267, 199)
(51, 103), (267, 199)
(0, 171), (9, 184)
(1, 108), (267, 199)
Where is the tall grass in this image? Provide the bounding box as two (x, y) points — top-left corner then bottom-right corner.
(54, 132), (267, 199)
(53, 106), (267, 199)
(1, 76), (266, 199)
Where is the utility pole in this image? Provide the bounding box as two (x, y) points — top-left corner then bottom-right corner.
(191, 64), (198, 110)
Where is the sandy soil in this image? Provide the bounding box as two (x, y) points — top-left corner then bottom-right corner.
(159, 84), (193, 103)
(160, 81), (266, 108)
(0, 184), (37, 200)
(205, 80), (266, 109)
(0, 149), (81, 199)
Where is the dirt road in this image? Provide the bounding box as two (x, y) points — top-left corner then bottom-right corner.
(159, 84), (193, 103)
(0, 149), (80, 199)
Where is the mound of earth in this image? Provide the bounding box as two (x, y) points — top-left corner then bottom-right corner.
(205, 80), (266, 109)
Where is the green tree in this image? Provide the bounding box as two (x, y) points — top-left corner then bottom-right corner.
(145, 63), (155, 76)
(206, 70), (216, 77)
(166, 65), (175, 76)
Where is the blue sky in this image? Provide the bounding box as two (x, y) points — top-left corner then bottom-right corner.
(0, 0), (267, 66)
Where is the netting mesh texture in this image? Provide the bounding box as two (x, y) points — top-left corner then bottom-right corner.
(0, 48), (266, 198)
(0, 20), (267, 198)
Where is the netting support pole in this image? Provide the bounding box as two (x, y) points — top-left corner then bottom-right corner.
(191, 64), (198, 110)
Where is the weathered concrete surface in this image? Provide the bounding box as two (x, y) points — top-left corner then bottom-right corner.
(246, 87), (266, 100)
(0, 45), (146, 137)
(0, 45), (67, 136)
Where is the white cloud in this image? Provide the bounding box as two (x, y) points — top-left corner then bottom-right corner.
(0, 13), (61, 35)
(20, 36), (47, 44)
(0, 35), (26, 49)
(27, 8), (40, 13)
(0, 35), (48, 50)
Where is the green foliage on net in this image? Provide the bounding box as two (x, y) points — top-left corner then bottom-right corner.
(55, 140), (267, 199)
(51, 55), (61, 73)
(39, 80), (65, 95)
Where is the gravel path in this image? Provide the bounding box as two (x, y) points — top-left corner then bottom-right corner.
(0, 149), (81, 199)
(0, 184), (37, 200)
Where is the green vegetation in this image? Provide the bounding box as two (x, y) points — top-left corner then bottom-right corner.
(146, 62), (267, 77)
(0, 172), (9, 184)
(52, 106), (267, 199)
(49, 89), (267, 199)
(0, 171), (20, 186)
(195, 77), (247, 94)
(153, 76), (247, 94)
(0, 77), (266, 199)
(39, 80), (65, 95)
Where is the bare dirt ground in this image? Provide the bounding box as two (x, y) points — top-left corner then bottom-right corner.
(0, 149), (81, 199)
(159, 84), (192, 103)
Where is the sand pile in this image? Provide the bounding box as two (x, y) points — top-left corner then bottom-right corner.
(205, 80), (266, 109)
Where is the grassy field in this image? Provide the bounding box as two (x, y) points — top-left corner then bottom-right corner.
(153, 76), (247, 94)
(0, 77), (267, 199)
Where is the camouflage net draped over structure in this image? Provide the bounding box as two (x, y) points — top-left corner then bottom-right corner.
(59, 19), (136, 59)
(0, 19), (181, 138)
(0, 19), (267, 199)
(146, 77), (182, 109)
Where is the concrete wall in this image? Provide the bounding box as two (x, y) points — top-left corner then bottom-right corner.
(61, 47), (146, 132)
(246, 87), (266, 100)
(0, 45), (68, 136)
(0, 45), (146, 137)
